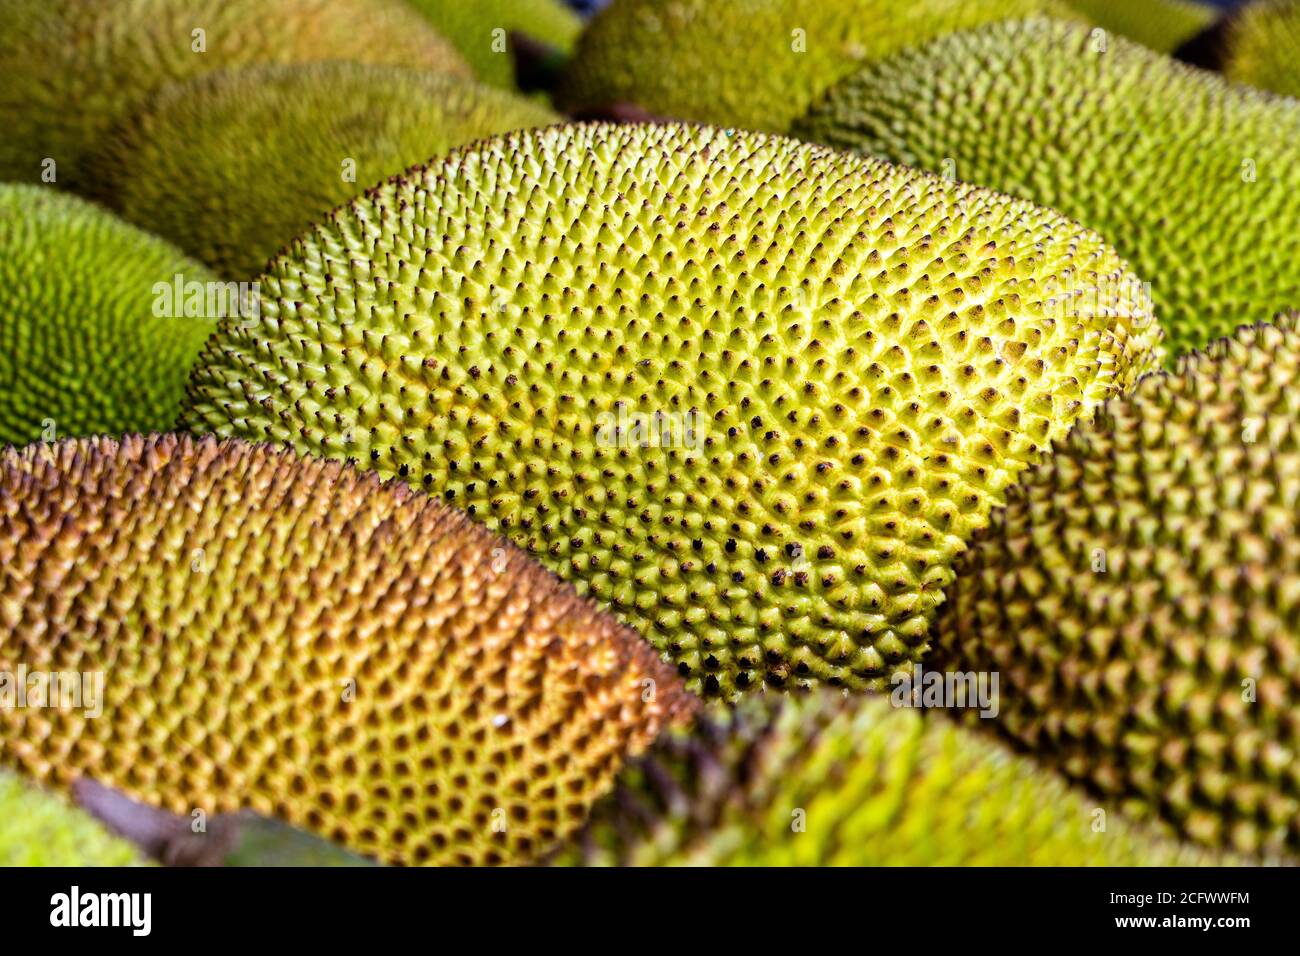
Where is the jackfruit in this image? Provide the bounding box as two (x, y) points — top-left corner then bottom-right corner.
(407, 0), (583, 88)
(552, 692), (1216, 865)
(0, 770), (145, 867)
(0, 184), (220, 447)
(100, 63), (558, 279)
(1065, 0), (1217, 54)
(0, 0), (472, 197)
(181, 122), (1162, 697)
(556, 0), (1069, 132)
(796, 18), (1300, 360)
(1219, 0), (1300, 99)
(0, 434), (694, 866)
(931, 315), (1300, 859)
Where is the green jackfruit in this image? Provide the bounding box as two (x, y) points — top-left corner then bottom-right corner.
(796, 18), (1300, 360)
(553, 692), (1217, 865)
(181, 123), (1161, 698)
(556, 0), (1070, 132)
(0, 184), (219, 447)
(1221, 0), (1300, 99)
(1065, 0), (1217, 53)
(407, 0), (582, 88)
(0, 0), (471, 197)
(100, 63), (558, 279)
(0, 771), (145, 867)
(0, 434), (694, 866)
(932, 315), (1300, 859)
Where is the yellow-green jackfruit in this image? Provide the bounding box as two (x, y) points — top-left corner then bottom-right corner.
(1065, 0), (1217, 53)
(0, 0), (471, 197)
(0, 771), (145, 866)
(796, 18), (1300, 360)
(407, 0), (583, 88)
(0, 434), (694, 866)
(100, 63), (558, 279)
(553, 692), (1217, 865)
(0, 184), (219, 447)
(932, 315), (1300, 859)
(556, 0), (1069, 132)
(181, 123), (1161, 697)
(1220, 0), (1300, 99)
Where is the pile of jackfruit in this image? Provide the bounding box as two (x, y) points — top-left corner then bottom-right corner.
(0, 0), (1295, 867)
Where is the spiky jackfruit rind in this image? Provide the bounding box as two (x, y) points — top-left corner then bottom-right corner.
(0, 184), (219, 447)
(1065, 0), (1217, 54)
(0, 434), (695, 866)
(556, 0), (1071, 132)
(99, 63), (558, 279)
(181, 122), (1161, 698)
(932, 314), (1300, 859)
(1221, 0), (1300, 99)
(0, 0), (472, 196)
(407, 0), (582, 89)
(796, 18), (1300, 361)
(0, 770), (146, 867)
(553, 692), (1217, 865)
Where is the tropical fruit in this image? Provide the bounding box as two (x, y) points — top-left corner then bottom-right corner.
(932, 315), (1300, 858)
(407, 0), (583, 88)
(0, 434), (694, 866)
(100, 63), (558, 278)
(0, 0), (471, 195)
(181, 122), (1162, 697)
(1065, 0), (1217, 53)
(796, 18), (1300, 360)
(1220, 0), (1300, 99)
(0, 184), (220, 447)
(556, 0), (1067, 132)
(553, 692), (1216, 865)
(0, 771), (145, 866)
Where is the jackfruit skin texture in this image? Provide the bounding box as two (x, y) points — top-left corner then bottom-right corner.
(0, 771), (145, 867)
(181, 123), (1161, 698)
(931, 315), (1300, 859)
(552, 692), (1217, 866)
(99, 63), (558, 279)
(1065, 0), (1217, 54)
(556, 0), (1071, 132)
(0, 184), (219, 447)
(795, 18), (1300, 361)
(407, 0), (583, 88)
(0, 435), (695, 866)
(1221, 0), (1300, 99)
(0, 0), (472, 198)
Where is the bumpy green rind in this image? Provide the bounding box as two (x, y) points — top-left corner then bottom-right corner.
(1065, 0), (1217, 53)
(796, 18), (1300, 360)
(1222, 0), (1300, 99)
(552, 692), (1220, 865)
(556, 0), (1073, 132)
(0, 0), (471, 196)
(181, 122), (1161, 698)
(407, 0), (582, 88)
(99, 63), (558, 279)
(0, 771), (145, 867)
(0, 184), (219, 447)
(932, 314), (1300, 859)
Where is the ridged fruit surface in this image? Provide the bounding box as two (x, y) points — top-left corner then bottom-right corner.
(795, 18), (1300, 360)
(932, 315), (1300, 859)
(1065, 0), (1216, 53)
(1221, 0), (1300, 99)
(407, 0), (582, 88)
(554, 692), (1217, 865)
(556, 0), (1068, 132)
(182, 123), (1161, 697)
(0, 184), (218, 447)
(100, 63), (558, 278)
(0, 435), (694, 865)
(0, 0), (471, 195)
